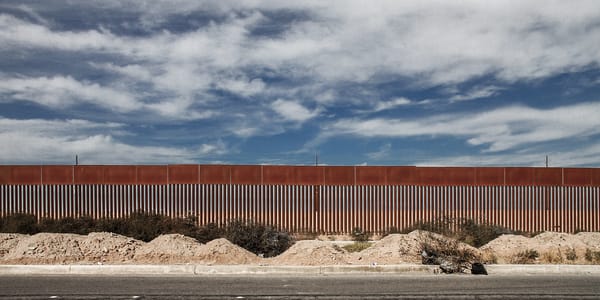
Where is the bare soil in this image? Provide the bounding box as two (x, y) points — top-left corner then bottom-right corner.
(267, 240), (350, 265)
(480, 231), (600, 264)
(1, 230), (598, 265)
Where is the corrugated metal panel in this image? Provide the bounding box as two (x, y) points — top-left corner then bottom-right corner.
(2, 165), (600, 234)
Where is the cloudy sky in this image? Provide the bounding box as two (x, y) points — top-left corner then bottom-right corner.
(1, 1), (600, 166)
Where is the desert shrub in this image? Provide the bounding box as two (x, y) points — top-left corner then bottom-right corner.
(403, 217), (454, 236)
(420, 232), (477, 273)
(39, 215), (97, 235)
(404, 217), (516, 248)
(116, 211), (169, 241)
(195, 222), (224, 243)
(566, 248), (577, 261)
(585, 249), (600, 263)
(0, 213), (39, 234)
(343, 241), (372, 253)
(457, 219), (513, 248)
(512, 249), (539, 264)
(420, 233), (477, 264)
(93, 211), (199, 242)
(332, 244), (344, 253)
(168, 215), (202, 239)
(542, 250), (564, 264)
(225, 219), (293, 257)
(481, 252), (498, 264)
(351, 227), (370, 242)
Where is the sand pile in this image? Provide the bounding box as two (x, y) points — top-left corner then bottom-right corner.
(195, 238), (259, 265)
(350, 232), (422, 264)
(134, 234), (204, 264)
(3, 233), (85, 264)
(79, 232), (143, 264)
(575, 232), (600, 249)
(0, 233), (258, 265)
(481, 231), (600, 264)
(350, 230), (481, 265)
(1, 230), (598, 265)
(268, 240), (350, 265)
(0, 233), (28, 257)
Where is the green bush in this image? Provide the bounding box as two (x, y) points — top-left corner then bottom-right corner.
(566, 248), (577, 261)
(195, 222), (224, 244)
(225, 219), (293, 257)
(512, 249), (539, 264)
(403, 217), (516, 248)
(0, 213), (293, 256)
(0, 213), (39, 234)
(457, 219), (514, 248)
(585, 249), (600, 263)
(342, 241), (372, 253)
(40, 216), (96, 235)
(351, 227), (370, 242)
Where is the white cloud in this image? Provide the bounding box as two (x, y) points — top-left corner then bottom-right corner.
(215, 77), (266, 97)
(450, 86), (501, 102)
(366, 143), (392, 160)
(5, 1), (600, 92)
(0, 117), (227, 164)
(90, 63), (154, 82)
(15, 4), (50, 26)
(0, 75), (140, 112)
(417, 141), (600, 167)
(373, 97), (412, 112)
(2, 1), (600, 143)
(0, 74), (219, 120)
(318, 102), (600, 153)
(0, 14), (122, 51)
(198, 140), (228, 156)
(271, 99), (319, 122)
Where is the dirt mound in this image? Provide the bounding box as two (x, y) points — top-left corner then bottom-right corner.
(195, 238), (260, 265)
(0, 233), (29, 257)
(350, 230), (480, 265)
(134, 234), (204, 264)
(1, 230), (598, 265)
(2, 233), (85, 264)
(79, 232), (143, 264)
(575, 232), (600, 249)
(481, 232), (600, 264)
(350, 233), (421, 264)
(269, 240), (350, 265)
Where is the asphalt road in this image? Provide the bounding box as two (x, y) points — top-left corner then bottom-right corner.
(1, 274), (599, 299)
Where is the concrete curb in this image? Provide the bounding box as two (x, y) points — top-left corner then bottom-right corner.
(485, 264), (600, 275)
(0, 264), (598, 275)
(0, 264), (436, 275)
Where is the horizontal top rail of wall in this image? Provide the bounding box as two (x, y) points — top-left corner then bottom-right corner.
(1, 165), (600, 186)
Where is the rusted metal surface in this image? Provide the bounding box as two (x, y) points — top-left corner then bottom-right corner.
(1, 165), (599, 234)
(137, 166), (168, 184)
(103, 166), (136, 184)
(167, 165), (199, 184)
(41, 166), (73, 184)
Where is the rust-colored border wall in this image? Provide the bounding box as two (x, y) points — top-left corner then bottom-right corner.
(2, 165), (599, 234)
(2, 164), (600, 234)
(1, 165), (599, 186)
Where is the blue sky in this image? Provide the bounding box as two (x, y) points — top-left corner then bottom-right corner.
(1, 1), (600, 166)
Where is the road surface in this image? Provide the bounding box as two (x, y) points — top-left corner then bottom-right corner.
(1, 274), (599, 299)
